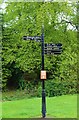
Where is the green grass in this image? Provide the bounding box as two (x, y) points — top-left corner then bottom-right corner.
(2, 94), (77, 118)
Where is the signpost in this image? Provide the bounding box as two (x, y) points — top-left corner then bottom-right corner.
(23, 36), (41, 41)
(22, 25), (62, 118)
(44, 43), (62, 55)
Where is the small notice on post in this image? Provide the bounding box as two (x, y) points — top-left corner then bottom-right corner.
(40, 70), (46, 80)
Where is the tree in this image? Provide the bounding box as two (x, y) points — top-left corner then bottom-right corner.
(2, 1), (77, 94)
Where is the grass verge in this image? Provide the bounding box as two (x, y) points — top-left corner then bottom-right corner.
(2, 94), (77, 118)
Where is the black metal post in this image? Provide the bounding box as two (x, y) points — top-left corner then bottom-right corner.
(41, 25), (46, 118)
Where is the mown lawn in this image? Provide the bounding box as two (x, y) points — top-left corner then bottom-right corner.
(2, 94), (77, 118)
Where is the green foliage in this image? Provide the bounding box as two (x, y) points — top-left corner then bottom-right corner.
(2, 2), (78, 96)
(45, 79), (77, 97)
(2, 90), (29, 101)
